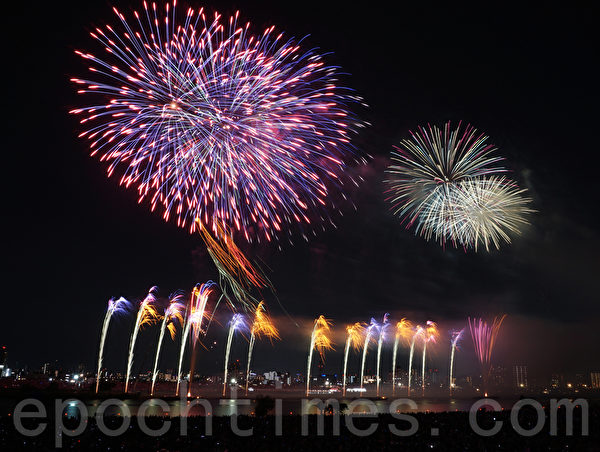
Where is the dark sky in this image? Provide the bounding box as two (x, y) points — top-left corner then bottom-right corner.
(3, 1), (599, 380)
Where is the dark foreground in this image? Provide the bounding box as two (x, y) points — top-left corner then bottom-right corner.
(2, 405), (599, 452)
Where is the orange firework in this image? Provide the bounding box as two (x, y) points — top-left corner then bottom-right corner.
(421, 320), (439, 395)
(199, 222), (267, 288)
(251, 301), (280, 341)
(245, 302), (280, 394)
(151, 293), (185, 395)
(125, 287), (161, 393)
(176, 282), (216, 396)
(396, 318), (414, 344)
(313, 316), (334, 358)
(342, 322), (366, 395)
(392, 318), (413, 395)
(347, 322), (366, 351)
(306, 316), (334, 395)
(198, 221), (269, 308)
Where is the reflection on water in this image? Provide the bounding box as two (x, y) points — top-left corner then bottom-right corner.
(77, 397), (517, 417)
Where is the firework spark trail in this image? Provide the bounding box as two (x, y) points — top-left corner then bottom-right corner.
(223, 314), (246, 396)
(385, 122), (532, 249)
(199, 223), (270, 308)
(360, 318), (378, 390)
(176, 282), (215, 397)
(70, 2), (366, 245)
(391, 318), (412, 396)
(451, 177), (533, 251)
(376, 313), (390, 396)
(306, 316), (333, 396)
(342, 322), (365, 396)
(246, 333), (256, 395)
(449, 329), (464, 396)
(125, 287), (161, 393)
(421, 321), (439, 396)
(407, 325), (424, 396)
(468, 315), (506, 395)
(151, 293), (185, 396)
(245, 301), (279, 394)
(95, 297), (130, 394)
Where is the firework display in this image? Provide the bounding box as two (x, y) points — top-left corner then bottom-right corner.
(95, 296), (130, 394)
(451, 177), (533, 251)
(91, 295), (513, 399)
(176, 282), (216, 396)
(70, 2), (365, 244)
(73, 0), (533, 407)
(359, 318), (378, 389)
(449, 329), (464, 396)
(468, 315), (507, 395)
(385, 122), (532, 249)
(223, 314), (246, 396)
(407, 325), (424, 396)
(342, 322), (365, 396)
(150, 293), (185, 396)
(306, 316), (333, 396)
(391, 318), (412, 395)
(421, 321), (439, 395)
(125, 287), (161, 393)
(245, 301), (279, 395)
(376, 313), (390, 396)
(199, 223), (269, 307)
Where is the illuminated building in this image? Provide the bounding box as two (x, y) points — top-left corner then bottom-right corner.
(513, 365), (528, 389)
(591, 372), (600, 389)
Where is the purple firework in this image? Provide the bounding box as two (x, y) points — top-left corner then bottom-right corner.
(70, 1), (366, 243)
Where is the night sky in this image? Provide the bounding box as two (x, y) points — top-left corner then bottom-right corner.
(3, 1), (599, 380)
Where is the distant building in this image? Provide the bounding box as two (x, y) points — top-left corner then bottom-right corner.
(490, 366), (508, 388)
(0, 346), (6, 375)
(574, 373), (587, 388)
(513, 365), (528, 389)
(591, 372), (600, 389)
(363, 374), (376, 384)
(264, 371), (279, 382)
(551, 373), (563, 389)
